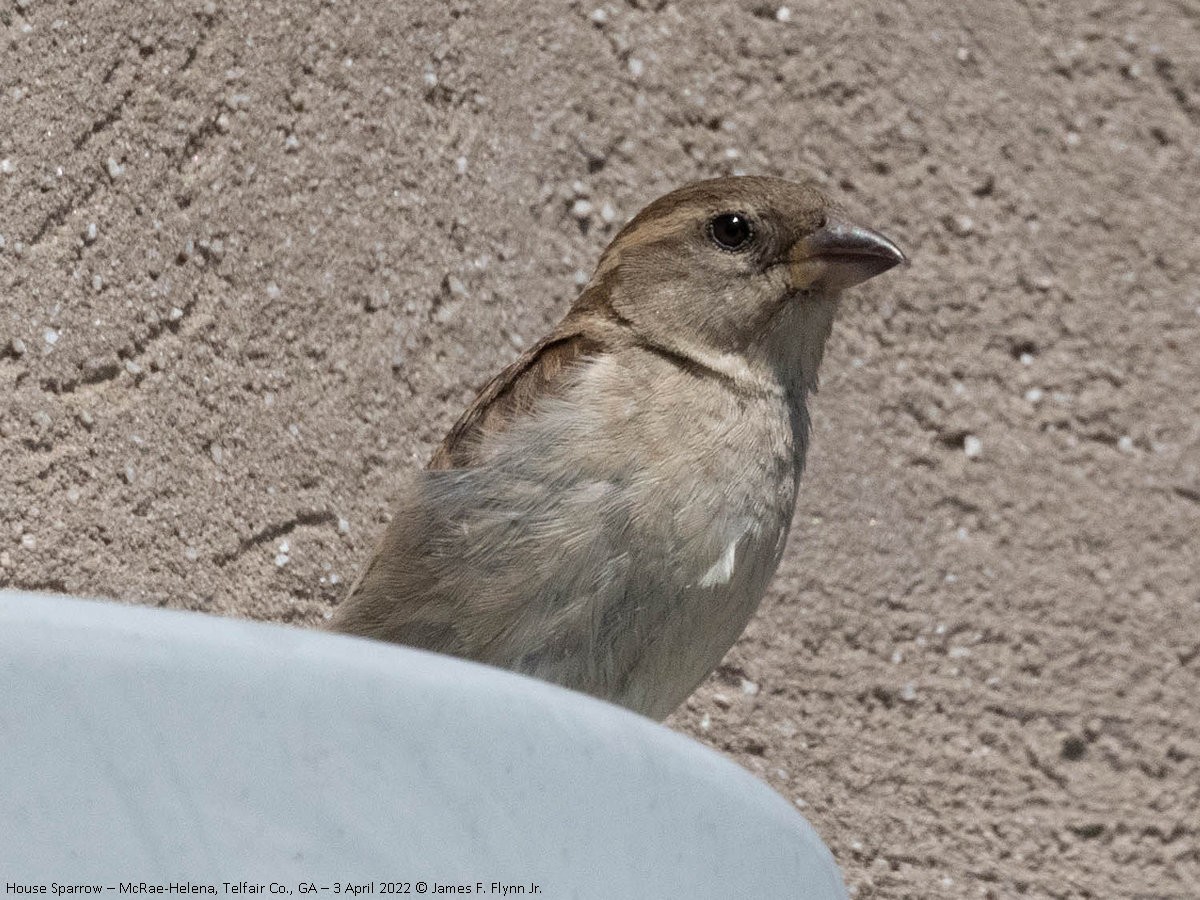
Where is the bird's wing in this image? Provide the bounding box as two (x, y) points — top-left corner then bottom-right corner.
(330, 462), (667, 700)
(428, 325), (605, 470)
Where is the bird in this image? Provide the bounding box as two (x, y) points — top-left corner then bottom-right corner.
(329, 175), (905, 721)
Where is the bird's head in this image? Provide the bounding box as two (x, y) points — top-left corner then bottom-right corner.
(582, 176), (905, 390)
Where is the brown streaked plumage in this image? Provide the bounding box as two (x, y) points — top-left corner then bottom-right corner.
(331, 176), (905, 720)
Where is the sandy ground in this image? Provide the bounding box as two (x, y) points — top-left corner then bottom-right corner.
(2, 0), (1198, 895)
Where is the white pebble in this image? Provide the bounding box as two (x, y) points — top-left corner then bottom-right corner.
(1024, 387), (1044, 403)
(105, 157), (125, 179)
(589, 8), (608, 24)
(899, 683), (917, 702)
(455, 156), (468, 175)
(963, 434), (983, 459)
(627, 58), (644, 79)
(20, 533), (36, 551)
(740, 678), (760, 696)
(84, 222), (98, 243)
(599, 201), (616, 224)
(43, 328), (60, 346)
(0, 158), (14, 175)
(775, 6), (792, 22)
(1117, 435), (1135, 454)
(571, 198), (593, 220)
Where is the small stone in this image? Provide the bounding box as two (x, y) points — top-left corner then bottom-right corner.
(740, 678), (760, 696)
(422, 71), (438, 89)
(32, 410), (52, 429)
(169, 306), (184, 321)
(445, 275), (468, 298)
(589, 8), (608, 25)
(337, 516), (350, 535)
(210, 444), (224, 465)
(105, 157), (125, 179)
(1117, 435), (1135, 454)
(43, 328), (60, 346)
(123, 465), (136, 484)
(948, 646), (971, 659)
(571, 198), (593, 220)
(266, 282), (281, 299)
(0, 159), (15, 175)
(20, 533), (36, 551)
(1019, 352), (1035, 365)
(599, 201), (617, 224)
(185, 545), (200, 561)
(627, 57), (644, 79)
(283, 134), (300, 153)
(455, 156), (468, 176)
(0, 551), (11, 569)
(699, 713), (712, 731)
(1024, 387), (1044, 403)
(775, 6), (792, 22)
(92, 274), (104, 291)
(84, 222), (98, 244)
(66, 488), (81, 503)
(963, 434), (983, 459)
(899, 683), (918, 702)
(947, 214), (974, 236)
(11, 337), (27, 356)
(124, 359), (143, 376)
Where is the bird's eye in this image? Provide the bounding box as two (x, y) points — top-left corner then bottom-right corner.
(708, 212), (753, 251)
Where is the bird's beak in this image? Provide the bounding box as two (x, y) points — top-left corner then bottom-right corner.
(787, 216), (906, 293)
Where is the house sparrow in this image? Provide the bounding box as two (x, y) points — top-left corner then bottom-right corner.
(330, 176), (904, 720)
